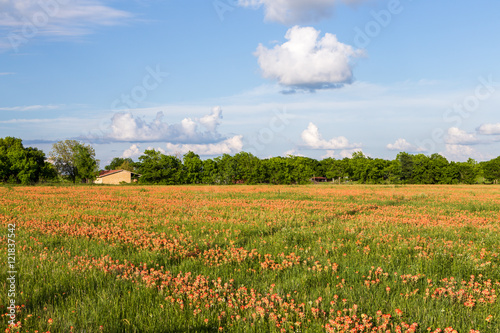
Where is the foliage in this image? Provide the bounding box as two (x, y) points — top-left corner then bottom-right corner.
(182, 151), (203, 184)
(129, 151), (500, 185)
(104, 157), (137, 172)
(49, 140), (99, 183)
(0, 137), (55, 184)
(2, 135), (500, 186)
(482, 156), (500, 183)
(137, 149), (183, 185)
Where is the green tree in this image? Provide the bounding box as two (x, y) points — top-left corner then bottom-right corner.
(366, 158), (390, 184)
(348, 151), (371, 183)
(482, 156), (500, 183)
(201, 158), (219, 184)
(411, 154), (431, 184)
(50, 140), (99, 183)
(449, 159), (479, 184)
(264, 157), (294, 184)
(397, 152), (414, 184)
(214, 154), (239, 185)
(232, 152), (262, 184)
(0, 137), (55, 184)
(73, 144), (99, 183)
(428, 153), (449, 184)
(321, 157), (349, 184)
(105, 157), (136, 172)
(137, 149), (182, 184)
(384, 159), (402, 184)
(183, 151), (203, 184)
(289, 156), (320, 184)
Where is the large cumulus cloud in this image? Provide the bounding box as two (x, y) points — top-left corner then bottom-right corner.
(106, 107), (224, 143)
(255, 26), (363, 91)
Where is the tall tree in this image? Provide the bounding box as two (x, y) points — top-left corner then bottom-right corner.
(411, 154), (431, 184)
(215, 154), (238, 185)
(428, 153), (449, 184)
(384, 159), (402, 184)
(73, 144), (99, 183)
(348, 151), (371, 182)
(397, 152), (414, 184)
(366, 158), (390, 184)
(0, 137), (56, 184)
(232, 152), (262, 184)
(50, 140), (99, 183)
(289, 156), (320, 184)
(321, 157), (349, 184)
(201, 158), (219, 184)
(183, 151), (203, 184)
(137, 149), (182, 184)
(482, 156), (500, 183)
(105, 157), (136, 172)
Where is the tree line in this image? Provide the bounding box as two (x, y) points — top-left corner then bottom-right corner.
(1, 137), (500, 185)
(0, 138), (97, 185)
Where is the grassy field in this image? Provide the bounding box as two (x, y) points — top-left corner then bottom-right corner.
(1, 185), (499, 333)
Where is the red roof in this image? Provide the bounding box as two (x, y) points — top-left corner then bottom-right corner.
(98, 170), (125, 177)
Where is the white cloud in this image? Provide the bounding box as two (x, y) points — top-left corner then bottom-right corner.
(0, 72), (15, 76)
(442, 144), (489, 162)
(0, 118), (52, 124)
(477, 123), (500, 135)
(0, 104), (61, 111)
(283, 149), (305, 157)
(321, 150), (336, 159)
(165, 136), (244, 156)
(122, 144), (141, 159)
(105, 107), (224, 143)
(239, 0), (370, 25)
(301, 122), (360, 149)
(445, 127), (478, 145)
(0, 0), (131, 51)
(146, 146), (166, 154)
(101, 107), (241, 156)
(254, 26), (363, 91)
(386, 138), (425, 152)
(339, 148), (363, 158)
(320, 148), (364, 159)
(199, 106), (222, 132)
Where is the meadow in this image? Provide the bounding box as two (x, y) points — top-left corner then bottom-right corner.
(1, 184), (499, 333)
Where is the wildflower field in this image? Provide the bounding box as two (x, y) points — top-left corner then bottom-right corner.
(1, 185), (499, 333)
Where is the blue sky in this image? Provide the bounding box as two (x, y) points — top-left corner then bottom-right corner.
(1, 0), (500, 166)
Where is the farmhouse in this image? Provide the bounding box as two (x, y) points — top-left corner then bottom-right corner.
(310, 177), (328, 183)
(94, 170), (140, 185)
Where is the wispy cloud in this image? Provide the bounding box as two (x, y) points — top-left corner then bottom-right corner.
(0, 104), (62, 111)
(0, 118), (52, 124)
(0, 0), (132, 51)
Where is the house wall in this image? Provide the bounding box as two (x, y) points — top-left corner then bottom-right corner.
(97, 171), (132, 185)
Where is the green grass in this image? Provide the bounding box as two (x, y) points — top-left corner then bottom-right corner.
(1, 185), (499, 332)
